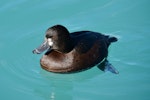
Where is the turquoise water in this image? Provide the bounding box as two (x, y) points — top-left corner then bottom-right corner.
(0, 0), (150, 100)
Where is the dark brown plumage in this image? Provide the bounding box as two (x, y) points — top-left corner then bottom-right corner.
(33, 25), (118, 74)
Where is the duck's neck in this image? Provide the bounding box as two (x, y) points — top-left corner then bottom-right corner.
(58, 37), (74, 53)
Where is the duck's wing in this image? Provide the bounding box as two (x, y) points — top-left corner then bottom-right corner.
(70, 31), (102, 53)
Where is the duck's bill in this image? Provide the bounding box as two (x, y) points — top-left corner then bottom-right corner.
(32, 40), (49, 54)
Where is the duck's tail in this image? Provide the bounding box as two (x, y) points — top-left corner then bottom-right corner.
(108, 36), (118, 43)
(105, 35), (118, 47)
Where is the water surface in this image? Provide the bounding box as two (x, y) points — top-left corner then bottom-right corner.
(0, 0), (150, 100)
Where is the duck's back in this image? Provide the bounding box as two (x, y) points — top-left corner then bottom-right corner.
(70, 31), (107, 54)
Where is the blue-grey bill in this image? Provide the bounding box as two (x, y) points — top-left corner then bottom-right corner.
(32, 41), (49, 54)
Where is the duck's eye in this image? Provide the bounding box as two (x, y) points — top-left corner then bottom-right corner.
(46, 34), (53, 38)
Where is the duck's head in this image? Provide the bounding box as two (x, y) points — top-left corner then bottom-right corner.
(33, 25), (72, 54)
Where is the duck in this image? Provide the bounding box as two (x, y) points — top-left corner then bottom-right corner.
(32, 25), (119, 74)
